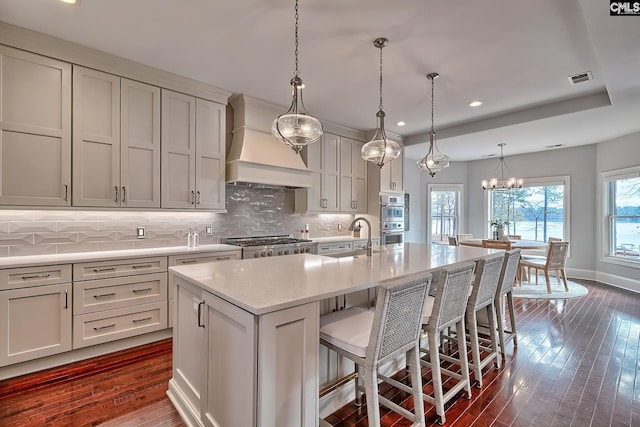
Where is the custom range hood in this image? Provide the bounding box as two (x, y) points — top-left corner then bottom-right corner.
(226, 95), (312, 188)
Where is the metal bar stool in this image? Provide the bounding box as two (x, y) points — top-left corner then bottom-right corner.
(319, 272), (432, 427)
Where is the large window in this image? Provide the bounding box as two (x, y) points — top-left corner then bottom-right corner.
(488, 177), (569, 242)
(601, 167), (640, 266)
(428, 184), (463, 244)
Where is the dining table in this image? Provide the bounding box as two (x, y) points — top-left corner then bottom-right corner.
(459, 238), (548, 250)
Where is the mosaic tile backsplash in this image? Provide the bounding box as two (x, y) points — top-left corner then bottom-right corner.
(0, 185), (358, 257)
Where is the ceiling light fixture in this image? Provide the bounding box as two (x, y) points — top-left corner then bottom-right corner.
(361, 37), (402, 168)
(396, 121), (406, 127)
(481, 143), (523, 190)
(469, 100), (483, 107)
(417, 73), (450, 177)
(59, 0), (77, 3)
(271, 0), (323, 153)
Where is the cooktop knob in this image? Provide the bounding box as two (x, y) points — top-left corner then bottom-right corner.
(254, 253), (260, 258)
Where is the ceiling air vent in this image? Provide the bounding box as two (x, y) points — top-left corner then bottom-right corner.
(568, 71), (593, 85)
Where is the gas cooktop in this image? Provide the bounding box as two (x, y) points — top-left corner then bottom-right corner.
(224, 235), (313, 247)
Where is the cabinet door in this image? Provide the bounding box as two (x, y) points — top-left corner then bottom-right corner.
(0, 46), (71, 206)
(171, 279), (206, 412)
(340, 137), (355, 212)
(73, 66), (121, 207)
(323, 133), (340, 212)
(201, 290), (256, 427)
(121, 79), (160, 208)
(353, 139), (368, 212)
(258, 302), (319, 427)
(195, 99), (225, 210)
(161, 90), (196, 208)
(300, 141), (323, 212)
(0, 283), (72, 366)
(379, 145), (404, 193)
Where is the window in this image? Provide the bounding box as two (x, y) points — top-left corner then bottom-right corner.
(601, 167), (640, 266)
(428, 184), (463, 244)
(487, 176), (570, 242)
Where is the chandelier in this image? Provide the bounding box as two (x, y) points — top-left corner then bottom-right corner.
(271, 0), (323, 153)
(361, 37), (402, 168)
(417, 73), (450, 177)
(481, 143), (524, 190)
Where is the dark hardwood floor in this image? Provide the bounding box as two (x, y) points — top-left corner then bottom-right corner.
(0, 279), (638, 427)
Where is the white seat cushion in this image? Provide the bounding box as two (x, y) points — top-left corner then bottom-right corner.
(320, 307), (374, 358)
(422, 295), (435, 324)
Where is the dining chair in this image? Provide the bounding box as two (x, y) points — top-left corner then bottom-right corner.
(457, 234), (473, 242)
(548, 236), (562, 242)
(482, 239), (512, 250)
(509, 234), (522, 240)
(464, 253), (504, 388)
(319, 272), (432, 427)
(420, 263), (475, 425)
(519, 241), (569, 293)
(495, 249), (521, 357)
(448, 236), (459, 246)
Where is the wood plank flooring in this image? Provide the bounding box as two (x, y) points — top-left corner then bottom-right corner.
(0, 279), (638, 427)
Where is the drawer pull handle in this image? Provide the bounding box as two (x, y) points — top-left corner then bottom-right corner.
(132, 264), (153, 269)
(215, 256), (231, 261)
(94, 292), (116, 299)
(132, 288), (152, 294)
(22, 273), (51, 280)
(94, 324), (116, 331)
(180, 259), (199, 264)
(132, 317), (152, 324)
(197, 301), (205, 328)
(93, 267), (117, 273)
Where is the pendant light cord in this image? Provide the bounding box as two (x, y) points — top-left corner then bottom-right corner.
(294, 0), (299, 77)
(378, 44), (384, 111)
(430, 75), (435, 133)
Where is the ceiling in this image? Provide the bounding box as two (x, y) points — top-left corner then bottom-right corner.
(1, 0), (638, 161)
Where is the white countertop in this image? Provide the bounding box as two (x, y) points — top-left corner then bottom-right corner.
(169, 243), (496, 315)
(0, 244), (241, 269)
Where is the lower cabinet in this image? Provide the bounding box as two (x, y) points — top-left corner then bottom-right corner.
(170, 276), (319, 427)
(0, 282), (72, 366)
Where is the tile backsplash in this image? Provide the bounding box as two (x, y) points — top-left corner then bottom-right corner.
(0, 185), (358, 257)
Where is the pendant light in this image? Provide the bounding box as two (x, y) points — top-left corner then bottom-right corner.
(417, 73), (450, 177)
(481, 143), (524, 190)
(271, 0), (323, 153)
(361, 37), (402, 168)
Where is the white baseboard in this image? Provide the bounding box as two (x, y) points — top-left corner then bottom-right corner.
(566, 268), (639, 293)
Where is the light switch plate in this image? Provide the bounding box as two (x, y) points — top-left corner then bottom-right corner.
(205, 226), (213, 236)
(136, 227), (145, 239)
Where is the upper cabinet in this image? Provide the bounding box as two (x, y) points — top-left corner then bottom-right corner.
(379, 145), (404, 193)
(161, 90), (225, 210)
(72, 66), (161, 207)
(0, 46), (71, 206)
(340, 137), (367, 213)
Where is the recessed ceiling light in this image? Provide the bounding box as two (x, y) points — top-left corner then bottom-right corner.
(59, 0), (77, 4)
(396, 121), (406, 126)
(469, 101), (483, 107)
(545, 144), (565, 148)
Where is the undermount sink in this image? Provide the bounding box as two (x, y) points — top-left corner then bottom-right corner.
(324, 249), (379, 259)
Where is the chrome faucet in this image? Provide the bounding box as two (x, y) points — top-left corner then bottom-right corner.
(349, 217), (372, 256)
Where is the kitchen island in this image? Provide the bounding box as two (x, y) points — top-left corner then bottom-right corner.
(167, 243), (495, 427)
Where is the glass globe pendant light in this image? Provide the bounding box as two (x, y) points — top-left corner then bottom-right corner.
(361, 37), (402, 168)
(271, 0), (323, 153)
(417, 73), (450, 177)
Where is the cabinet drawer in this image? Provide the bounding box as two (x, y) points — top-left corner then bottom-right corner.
(318, 242), (354, 255)
(73, 301), (167, 349)
(74, 272), (167, 315)
(168, 251), (241, 266)
(73, 257), (167, 281)
(0, 264), (72, 290)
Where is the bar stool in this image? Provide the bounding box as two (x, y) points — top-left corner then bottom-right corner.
(495, 249), (521, 356)
(319, 272), (432, 427)
(465, 253), (504, 388)
(420, 263), (475, 425)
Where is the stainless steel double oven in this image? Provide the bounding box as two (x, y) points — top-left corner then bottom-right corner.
(380, 194), (405, 244)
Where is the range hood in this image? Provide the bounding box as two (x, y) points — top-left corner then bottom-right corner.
(226, 95), (312, 188)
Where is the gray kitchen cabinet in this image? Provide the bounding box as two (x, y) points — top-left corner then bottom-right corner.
(0, 46), (72, 206)
(0, 265), (73, 366)
(379, 143), (405, 193)
(340, 136), (367, 213)
(296, 132), (340, 212)
(161, 90), (225, 210)
(72, 67), (161, 207)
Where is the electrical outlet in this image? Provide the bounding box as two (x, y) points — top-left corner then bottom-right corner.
(205, 225), (213, 236)
(136, 227), (145, 239)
